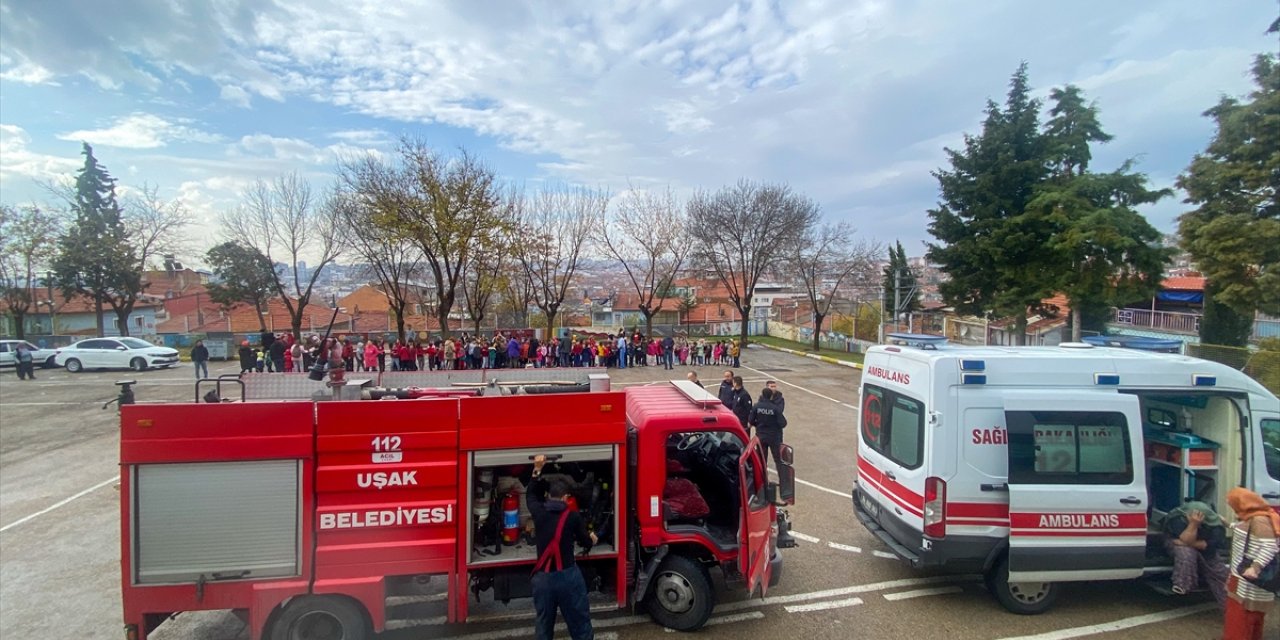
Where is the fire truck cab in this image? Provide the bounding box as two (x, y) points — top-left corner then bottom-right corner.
(120, 374), (794, 639)
(852, 336), (1280, 614)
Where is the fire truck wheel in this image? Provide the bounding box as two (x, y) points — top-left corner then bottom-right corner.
(990, 555), (1058, 615)
(267, 595), (369, 640)
(645, 555), (714, 631)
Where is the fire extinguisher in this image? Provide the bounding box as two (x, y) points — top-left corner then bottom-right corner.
(501, 492), (519, 545)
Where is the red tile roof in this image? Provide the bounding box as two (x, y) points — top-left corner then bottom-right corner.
(1162, 276), (1205, 291)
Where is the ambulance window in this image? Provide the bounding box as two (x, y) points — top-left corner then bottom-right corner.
(1262, 419), (1280, 480)
(1007, 411), (1132, 485)
(862, 384), (925, 469)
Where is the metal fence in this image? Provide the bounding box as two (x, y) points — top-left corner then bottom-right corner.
(1187, 343), (1280, 395)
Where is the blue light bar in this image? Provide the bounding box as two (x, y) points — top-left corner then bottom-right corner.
(1193, 374), (1217, 387)
(960, 359), (985, 372)
(1094, 374), (1120, 385)
(962, 374), (987, 385)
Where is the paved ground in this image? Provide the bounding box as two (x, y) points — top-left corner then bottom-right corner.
(0, 347), (1273, 639)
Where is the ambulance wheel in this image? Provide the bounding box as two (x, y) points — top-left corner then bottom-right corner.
(991, 555), (1058, 615)
(646, 555), (714, 631)
(267, 595), (369, 640)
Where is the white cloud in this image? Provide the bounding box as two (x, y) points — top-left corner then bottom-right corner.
(0, 61), (56, 85)
(0, 124), (79, 185)
(1, 0), (1275, 250)
(58, 113), (223, 149)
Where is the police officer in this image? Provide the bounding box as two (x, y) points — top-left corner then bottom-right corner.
(766, 380), (784, 412)
(529, 454), (597, 640)
(730, 375), (753, 430)
(750, 387), (788, 468)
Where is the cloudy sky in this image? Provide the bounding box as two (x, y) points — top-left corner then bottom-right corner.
(0, 0), (1274, 263)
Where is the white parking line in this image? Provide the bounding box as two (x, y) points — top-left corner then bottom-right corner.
(784, 597), (864, 614)
(994, 603), (1217, 640)
(827, 541), (862, 553)
(882, 585), (964, 601)
(664, 611), (764, 631)
(0, 475), (119, 533)
(740, 364), (857, 409)
(790, 530), (821, 543)
(872, 550), (898, 559)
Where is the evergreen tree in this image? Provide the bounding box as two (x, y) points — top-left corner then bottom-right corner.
(205, 241), (280, 332)
(881, 241), (921, 323)
(52, 143), (137, 337)
(1200, 281), (1254, 346)
(1177, 54), (1280, 321)
(926, 63), (1055, 344)
(1035, 86), (1171, 341)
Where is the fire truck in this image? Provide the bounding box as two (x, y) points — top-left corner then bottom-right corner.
(120, 371), (796, 639)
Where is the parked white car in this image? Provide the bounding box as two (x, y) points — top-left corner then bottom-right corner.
(0, 340), (60, 368)
(55, 337), (180, 373)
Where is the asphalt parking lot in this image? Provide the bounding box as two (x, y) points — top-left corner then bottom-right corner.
(0, 347), (1272, 640)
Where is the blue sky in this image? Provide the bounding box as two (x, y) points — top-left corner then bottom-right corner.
(0, 0), (1274, 263)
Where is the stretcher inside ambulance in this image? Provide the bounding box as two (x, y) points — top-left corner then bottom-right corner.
(851, 337), (1280, 614)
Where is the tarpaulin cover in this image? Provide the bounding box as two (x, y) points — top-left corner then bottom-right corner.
(1157, 290), (1203, 303)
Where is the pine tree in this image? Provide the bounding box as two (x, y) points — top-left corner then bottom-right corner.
(52, 143), (137, 337)
(1035, 86), (1171, 341)
(926, 63), (1055, 344)
(881, 241), (921, 324)
(1177, 54), (1280, 326)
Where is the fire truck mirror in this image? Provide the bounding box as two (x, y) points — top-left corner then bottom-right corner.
(776, 464), (796, 505)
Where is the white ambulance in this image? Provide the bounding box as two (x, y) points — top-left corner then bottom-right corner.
(852, 334), (1280, 614)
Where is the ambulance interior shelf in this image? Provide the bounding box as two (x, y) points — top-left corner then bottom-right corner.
(466, 445), (618, 567)
(1144, 427), (1219, 516)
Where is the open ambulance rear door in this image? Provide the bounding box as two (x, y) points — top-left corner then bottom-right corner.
(1003, 391), (1147, 583)
(1255, 408), (1280, 511)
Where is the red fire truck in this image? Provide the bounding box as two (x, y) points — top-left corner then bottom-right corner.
(120, 377), (796, 639)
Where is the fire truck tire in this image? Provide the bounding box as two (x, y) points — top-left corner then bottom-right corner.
(266, 595), (370, 640)
(990, 555), (1058, 615)
(645, 555), (715, 631)
(64, 358), (82, 373)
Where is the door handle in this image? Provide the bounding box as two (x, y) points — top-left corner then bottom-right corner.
(1263, 493), (1280, 500)
(1120, 496), (1143, 506)
(883, 470), (896, 482)
(980, 483), (1008, 492)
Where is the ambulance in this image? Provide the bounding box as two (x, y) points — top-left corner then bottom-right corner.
(852, 334), (1280, 614)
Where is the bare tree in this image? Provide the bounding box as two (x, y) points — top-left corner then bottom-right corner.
(105, 184), (194, 335)
(497, 263), (536, 328)
(513, 185), (606, 334)
(687, 180), (820, 348)
(372, 141), (507, 337)
(0, 204), (62, 338)
(595, 186), (690, 337)
(787, 222), (880, 351)
(223, 172), (341, 340)
(336, 158), (425, 341)
(461, 247), (508, 336)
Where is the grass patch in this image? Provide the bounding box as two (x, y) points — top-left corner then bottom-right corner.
(750, 336), (866, 364)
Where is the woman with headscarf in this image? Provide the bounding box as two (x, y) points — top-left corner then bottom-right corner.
(1224, 487), (1279, 639)
(1162, 501), (1228, 602)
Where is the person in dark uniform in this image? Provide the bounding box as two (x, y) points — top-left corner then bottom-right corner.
(729, 375), (752, 430)
(750, 387), (787, 468)
(260, 330), (276, 372)
(717, 370), (735, 406)
(529, 454), (597, 640)
(767, 380), (784, 412)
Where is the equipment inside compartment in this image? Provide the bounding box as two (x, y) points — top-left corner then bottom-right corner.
(469, 458), (616, 563)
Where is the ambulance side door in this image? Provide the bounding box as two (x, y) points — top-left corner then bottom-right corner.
(1003, 391), (1146, 583)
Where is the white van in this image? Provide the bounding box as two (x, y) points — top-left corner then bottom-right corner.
(852, 335), (1280, 614)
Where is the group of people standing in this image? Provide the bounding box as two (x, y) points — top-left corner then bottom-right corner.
(713, 371), (787, 468)
(217, 329), (745, 378)
(1159, 488), (1277, 639)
